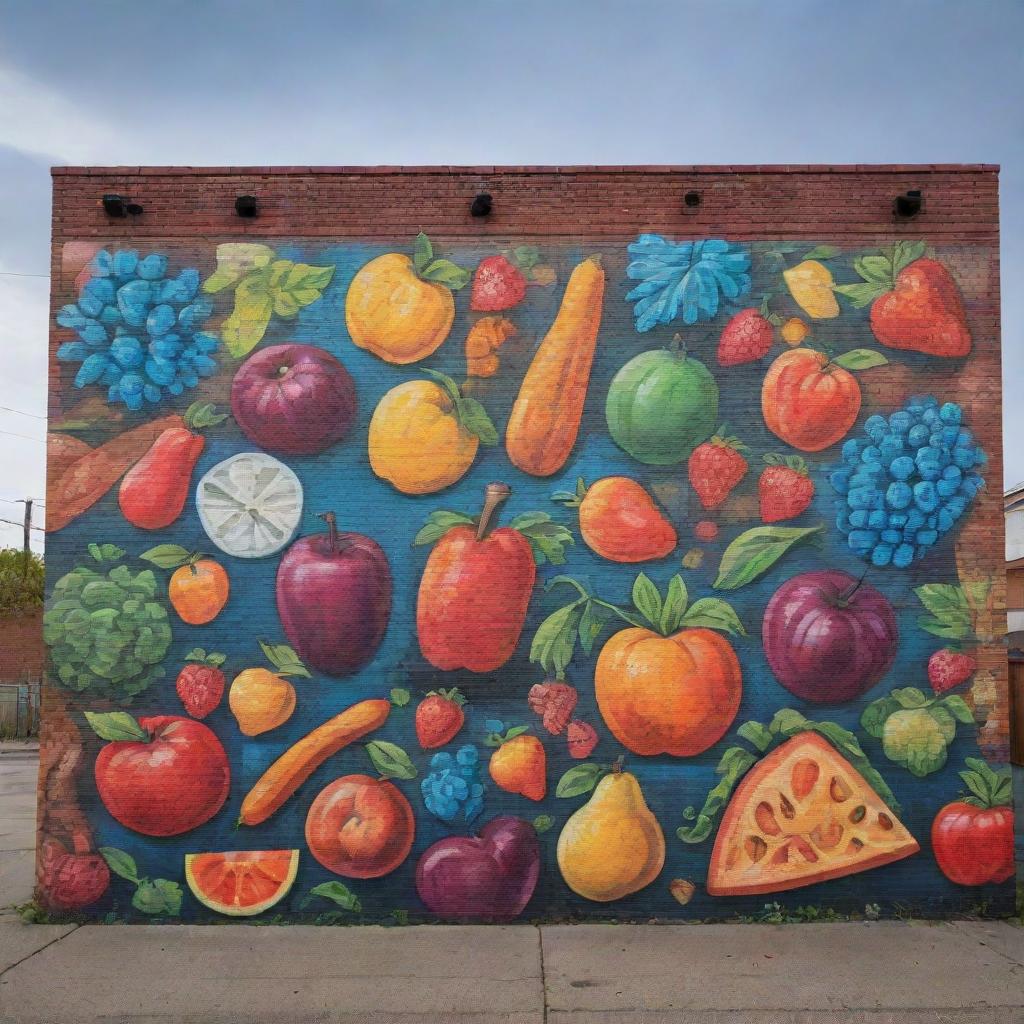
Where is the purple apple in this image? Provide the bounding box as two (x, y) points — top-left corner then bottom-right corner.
(415, 816), (540, 921)
(762, 569), (898, 704)
(276, 512), (391, 676)
(232, 343), (357, 456)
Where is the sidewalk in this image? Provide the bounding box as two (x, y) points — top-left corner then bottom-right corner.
(2, 744), (1021, 1023)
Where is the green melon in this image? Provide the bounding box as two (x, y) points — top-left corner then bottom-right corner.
(605, 349), (719, 465)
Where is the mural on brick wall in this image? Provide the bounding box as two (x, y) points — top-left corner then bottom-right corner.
(39, 232), (1013, 922)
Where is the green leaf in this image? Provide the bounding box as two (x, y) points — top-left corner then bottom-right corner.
(677, 747), (757, 843)
(890, 687), (930, 709)
(268, 261), (334, 318)
(917, 615), (971, 640)
(366, 740), (417, 780)
(202, 243), (274, 294)
(578, 600), (610, 656)
(310, 881), (361, 912)
(802, 245), (840, 261)
(258, 641), (311, 678)
(861, 697), (898, 739)
(530, 599), (585, 678)
(768, 708), (811, 737)
(892, 240), (926, 276)
(512, 515), (574, 567)
(133, 878), (182, 916)
(713, 525), (824, 591)
(87, 543), (125, 563)
(513, 245), (541, 270)
(915, 583), (970, 621)
(926, 704), (957, 744)
(419, 258), (470, 291)
(532, 814), (554, 834)
(808, 721), (866, 762)
(680, 597), (746, 636)
(737, 720), (773, 753)
(99, 847), (139, 884)
(834, 282), (884, 308)
(221, 272), (275, 358)
(389, 687), (410, 707)
(455, 394), (498, 446)
(832, 349), (889, 371)
(855, 255), (893, 285)
(659, 575), (689, 635)
(555, 762), (607, 798)
(184, 401), (228, 430)
(941, 694), (974, 724)
(84, 711), (147, 742)
(412, 233), (433, 274)
(412, 510), (476, 547)
(631, 573), (662, 630)
(139, 545), (193, 570)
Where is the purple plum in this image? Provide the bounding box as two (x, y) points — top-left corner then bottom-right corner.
(275, 512), (391, 677)
(762, 569), (898, 704)
(415, 816), (540, 921)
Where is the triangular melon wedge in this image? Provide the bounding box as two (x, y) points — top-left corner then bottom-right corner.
(707, 732), (918, 896)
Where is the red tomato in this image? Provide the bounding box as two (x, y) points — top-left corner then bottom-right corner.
(931, 801), (1015, 886)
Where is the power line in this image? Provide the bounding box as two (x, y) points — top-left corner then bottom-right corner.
(0, 271), (49, 280)
(0, 429), (45, 444)
(0, 517), (44, 533)
(0, 405), (47, 421)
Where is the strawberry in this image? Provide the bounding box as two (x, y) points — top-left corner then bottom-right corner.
(415, 688), (466, 749)
(566, 720), (598, 759)
(470, 255), (527, 312)
(717, 301), (779, 367)
(835, 243), (971, 357)
(175, 649), (226, 719)
(928, 648), (976, 694)
(758, 454), (814, 522)
(688, 429), (748, 509)
(527, 680), (578, 735)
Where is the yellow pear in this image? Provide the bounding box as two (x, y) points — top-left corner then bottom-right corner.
(229, 668), (296, 737)
(556, 769), (665, 902)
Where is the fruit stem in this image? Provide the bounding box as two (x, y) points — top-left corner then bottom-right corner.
(476, 482), (511, 541)
(669, 333), (687, 358)
(837, 567), (869, 606)
(319, 511), (339, 553)
(611, 755), (625, 775)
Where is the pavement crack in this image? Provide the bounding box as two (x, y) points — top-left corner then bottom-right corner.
(537, 924), (548, 1024)
(0, 924), (80, 980)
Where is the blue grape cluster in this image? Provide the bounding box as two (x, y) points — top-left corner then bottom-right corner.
(420, 746), (485, 824)
(830, 396), (986, 567)
(55, 249), (218, 410)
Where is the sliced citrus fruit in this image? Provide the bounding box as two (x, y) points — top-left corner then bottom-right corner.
(185, 849), (299, 916)
(707, 732), (918, 896)
(196, 452), (302, 558)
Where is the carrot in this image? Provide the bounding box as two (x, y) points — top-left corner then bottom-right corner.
(48, 414), (185, 532)
(505, 255), (605, 476)
(239, 698), (391, 826)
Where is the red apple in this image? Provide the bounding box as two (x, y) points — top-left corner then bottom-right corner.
(305, 774), (414, 878)
(93, 716), (230, 836)
(276, 512), (392, 677)
(415, 816), (540, 920)
(39, 836), (110, 912)
(231, 343), (357, 455)
(762, 570), (898, 704)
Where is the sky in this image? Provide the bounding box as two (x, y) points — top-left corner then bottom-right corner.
(0, 0), (1022, 554)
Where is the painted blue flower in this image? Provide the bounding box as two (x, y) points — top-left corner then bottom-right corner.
(625, 235), (752, 332)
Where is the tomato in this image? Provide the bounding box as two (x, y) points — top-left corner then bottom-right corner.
(931, 801), (1014, 886)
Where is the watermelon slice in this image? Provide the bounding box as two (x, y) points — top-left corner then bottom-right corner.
(185, 849), (299, 916)
(707, 733), (918, 896)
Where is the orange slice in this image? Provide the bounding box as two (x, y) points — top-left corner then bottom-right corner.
(185, 849), (299, 916)
(707, 733), (917, 896)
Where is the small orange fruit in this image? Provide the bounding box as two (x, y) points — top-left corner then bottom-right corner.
(488, 732), (546, 801)
(168, 559), (229, 625)
(781, 317), (809, 346)
(229, 668), (296, 737)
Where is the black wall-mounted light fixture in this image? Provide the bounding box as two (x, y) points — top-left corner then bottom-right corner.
(235, 195), (258, 218)
(470, 193), (493, 217)
(101, 194), (143, 217)
(684, 190), (702, 208)
(894, 190), (923, 218)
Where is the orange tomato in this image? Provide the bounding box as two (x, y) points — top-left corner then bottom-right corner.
(168, 559), (230, 625)
(578, 477), (676, 563)
(595, 627), (741, 757)
(489, 734), (546, 801)
(761, 348), (861, 452)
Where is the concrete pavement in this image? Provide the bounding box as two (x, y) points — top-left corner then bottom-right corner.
(1, 743), (1021, 1023)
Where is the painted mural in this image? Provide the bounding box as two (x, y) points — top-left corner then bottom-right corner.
(39, 232), (1014, 923)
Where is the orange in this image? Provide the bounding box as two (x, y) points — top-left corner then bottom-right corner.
(489, 735), (546, 801)
(168, 559), (229, 625)
(577, 477), (677, 563)
(595, 626), (741, 757)
(184, 849), (299, 917)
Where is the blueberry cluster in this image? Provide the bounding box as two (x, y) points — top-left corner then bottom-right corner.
(830, 397), (986, 567)
(421, 746), (485, 824)
(55, 249), (219, 410)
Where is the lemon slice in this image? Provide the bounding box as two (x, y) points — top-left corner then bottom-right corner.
(196, 452), (303, 558)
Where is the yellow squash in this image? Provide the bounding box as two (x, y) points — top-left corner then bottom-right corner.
(505, 256), (605, 476)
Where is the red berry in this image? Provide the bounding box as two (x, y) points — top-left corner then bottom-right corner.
(566, 720), (598, 759)
(176, 664), (225, 719)
(928, 648), (976, 694)
(688, 432), (748, 509)
(527, 680), (579, 735)
(470, 255), (527, 312)
(415, 689), (466, 749)
(694, 520), (719, 542)
(758, 455), (814, 522)
(717, 308), (774, 366)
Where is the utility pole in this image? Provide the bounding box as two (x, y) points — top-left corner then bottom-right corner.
(22, 498), (32, 577)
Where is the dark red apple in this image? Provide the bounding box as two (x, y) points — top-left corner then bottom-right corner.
(415, 816), (540, 920)
(39, 837), (110, 912)
(762, 569), (898, 704)
(276, 512), (392, 677)
(231, 343), (357, 455)
(94, 716), (230, 836)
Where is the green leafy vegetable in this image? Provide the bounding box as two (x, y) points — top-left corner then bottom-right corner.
(713, 525), (824, 590)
